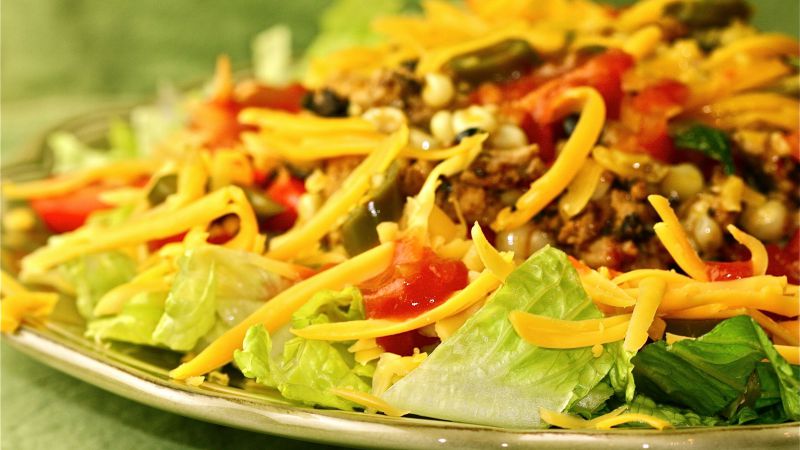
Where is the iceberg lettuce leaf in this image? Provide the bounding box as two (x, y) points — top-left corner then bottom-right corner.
(62, 251), (137, 320)
(235, 287), (370, 410)
(381, 246), (617, 428)
(85, 292), (165, 346)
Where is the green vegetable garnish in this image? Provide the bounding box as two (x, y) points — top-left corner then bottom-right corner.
(673, 124), (735, 175)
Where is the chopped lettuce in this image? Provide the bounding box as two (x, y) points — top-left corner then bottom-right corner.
(235, 287), (371, 410)
(62, 251), (137, 320)
(86, 292), (166, 346)
(627, 395), (724, 427)
(381, 246), (617, 428)
(632, 316), (800, 420)
(252, 25), (294, 86)
(152, 246), (287, 351)
(50, 118), (138, 174)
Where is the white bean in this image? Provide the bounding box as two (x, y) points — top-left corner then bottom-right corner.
(430, 110), (455, 145)
(741, 199), (787, 242)
(692, 213), (723, 254)
(452, 105), (497, 135)
(362, 106), (406, 133)
(422, 73), (455, 108)
(660, 163), (704, 201)
(489, 123), (528, 149)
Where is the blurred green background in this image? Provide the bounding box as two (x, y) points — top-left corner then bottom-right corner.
(1, 1), (797, 449)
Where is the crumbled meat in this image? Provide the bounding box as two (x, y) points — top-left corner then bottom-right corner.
(400, 160), (434, 197)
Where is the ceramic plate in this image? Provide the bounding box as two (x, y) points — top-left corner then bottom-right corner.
(2, 108), (798, 450)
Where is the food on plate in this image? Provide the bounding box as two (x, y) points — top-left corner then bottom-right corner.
(2, 0), (799, 430)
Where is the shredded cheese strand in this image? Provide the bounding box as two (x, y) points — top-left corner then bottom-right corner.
(169, 242), (395, 379)
(492, 87), (606, 231)
(648, 195), (709, 281)
(267, 126), (408, 260)
(2, 160), (158, 200)
(623, 277), (666, 352)
(328, 388), (409, 417)
(291, 270), (501, 341)
(470, 222), (515, 281)
(727, 225), (768, 276)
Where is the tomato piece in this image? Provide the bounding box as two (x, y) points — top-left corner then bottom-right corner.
(785, 131), (800, 162)
(360, 238), (469, 320)
(705, 261), (754, 282)
(515, 49), (635, 162)
(237, 82), (307, 113)
(264, 171), (306, 232)
(619, 79), (690, 163)
(376, 330), (440, 357)
(29, 184), (112, 233)
(766, 229), (800, 284)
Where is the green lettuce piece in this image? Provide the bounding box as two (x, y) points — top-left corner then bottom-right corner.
(152, 246), (287, 351)
(235, 287), (370, 410)
(632, 315), (800, 420)
(292, 286), (364, 330)
(62, 251), (137, 319)
(86, 292), (166, 345)
(382, 246), (617, 428)
(50, 118), (138, 174)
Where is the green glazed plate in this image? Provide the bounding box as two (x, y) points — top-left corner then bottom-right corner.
(2, 108), (798, 450)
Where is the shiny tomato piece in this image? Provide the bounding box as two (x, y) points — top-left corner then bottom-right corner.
(377, 330), (440, 357)
(620, 79), (689, 163)
(238, 82), (307, 113)
(515, 49), (635, 162)
(360, 238), (469, 320)
(766, 230), (800, 284)
(29, 183), (112, 233)
(264, 172), (306, 232)
(705, 261), (754, 282)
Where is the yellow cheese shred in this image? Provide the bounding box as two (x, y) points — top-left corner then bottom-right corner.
(1, 271), (59, 333)
(706, 34), (800, 68)
(492, 87), (606, 231)
(558, 158), (603, 219)
(648, 195), (709, 281)
(622, 25), (663, 60)
(727, 225), (768, 276)
(267, 126), (408, 260)
(169, 242), (395, 379)
(21, 186), (259, 275)
(371, 351), (427, 397)
(623, 277), (666, 352)
(747, 308), (800, 347)
(93, 277), (171, 317)
(2, 160), (159, 200)
(434, 298), (486, 340)
(328, 388), (409, 417)
(291, 270), (501, 341)
(540, 405), (672, 430)
(405, 133), (487, 240)
(470, 222), (515, 281)
(579, 269), (637, 308)
(509, 311), (632, 349)
(239, 109), (377, 134)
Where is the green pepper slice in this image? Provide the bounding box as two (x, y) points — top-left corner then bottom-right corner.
(446, 39), (540, 84)
(341, 164), (403, 256)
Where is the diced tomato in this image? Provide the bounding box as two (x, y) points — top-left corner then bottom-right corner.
(618, 79), (690, 163)
(360, 238), (469, 320)
(263, 171), (306, 232)
(515, 49), (635, 162)
(705, 261), (754, 282)
(29, 184), (112, 233)
(190, 56), (307, 149)
(766, 229), (800, 284)
(785, 131), (800, 162)
(376, 330), (440, 357)
(147, 232), (188, 252)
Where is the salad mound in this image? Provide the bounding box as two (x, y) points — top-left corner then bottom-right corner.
(2, 0), (799, 430)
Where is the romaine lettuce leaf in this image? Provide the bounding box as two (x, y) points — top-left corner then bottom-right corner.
(381, 246), (617, 428)
(632, 315), (800, 420)
(62, 251), (137, 320)
(50, 118), (138, 175)
(152, 246), (287, 351)
(235, 287), (371, 410)
(86, 292), (165, 345)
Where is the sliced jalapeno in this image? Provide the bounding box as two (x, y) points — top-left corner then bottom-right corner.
(243, 187), (285, 222)
(341, 164), (403, 256)
(446, 39), (540, 84)
(664, 0), (751, 30)
(147, 174), (177, 206)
